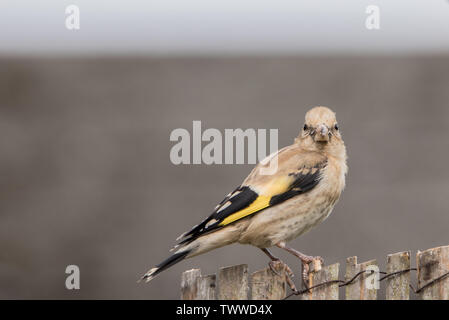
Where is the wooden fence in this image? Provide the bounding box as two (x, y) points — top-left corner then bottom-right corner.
(180, 245), (449, 300)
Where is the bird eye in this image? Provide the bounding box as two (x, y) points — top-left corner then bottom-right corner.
(303, 124), (308, 131)
(334, 124), (339, 131)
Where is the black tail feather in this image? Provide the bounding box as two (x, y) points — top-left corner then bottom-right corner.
(141, 250), (191, 282)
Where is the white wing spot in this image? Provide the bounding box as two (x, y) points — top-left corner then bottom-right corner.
(205, 219), (218, 228)
(216, 201), (231, 213)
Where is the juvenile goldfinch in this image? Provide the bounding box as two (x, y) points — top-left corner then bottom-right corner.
(141, 106), (347, 290)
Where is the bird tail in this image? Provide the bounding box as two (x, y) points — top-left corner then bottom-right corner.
(140, 225), (240, 283)
(139, 249), (191, 283)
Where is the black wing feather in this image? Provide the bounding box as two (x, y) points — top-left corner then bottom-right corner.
(177, 160), (327, 245)
(177, 186), (258, 244)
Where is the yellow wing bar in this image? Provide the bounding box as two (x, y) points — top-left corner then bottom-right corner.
(218, 195), (271, 226)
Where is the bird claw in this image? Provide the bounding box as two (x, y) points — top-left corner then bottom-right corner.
(268, 260), (282, 276)
(300, 256), (324, 288)
(268, 259), (297, 292)
(269, 259), (294, 277)
(300, 255), (324, 265)
(286, 276), (298, 293)
(314, 256), (324, 266)
(302, 262), (310, 288)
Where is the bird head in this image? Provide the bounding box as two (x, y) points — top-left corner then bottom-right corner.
(297, 106), (344, 153)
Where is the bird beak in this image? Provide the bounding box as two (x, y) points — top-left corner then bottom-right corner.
(314, 124), (329, 142)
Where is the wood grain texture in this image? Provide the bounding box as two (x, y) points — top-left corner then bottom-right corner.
(417, 245), (449, 300)
(197, 274), (216, 300)
(301, 263), (339, 300)
(386, 251), (410, 300)
(251, 265), (286, 300)
(218, 264), (249, 300)
(345, 256), (378, 300)
(181, 269), (201, 300)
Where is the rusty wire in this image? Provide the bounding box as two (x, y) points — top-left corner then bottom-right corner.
(283, 267), (449, 300)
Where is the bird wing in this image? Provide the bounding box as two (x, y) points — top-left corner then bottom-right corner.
(176, 146), (327, 245)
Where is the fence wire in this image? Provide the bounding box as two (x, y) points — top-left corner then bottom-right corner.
(284, 267), (449, 300)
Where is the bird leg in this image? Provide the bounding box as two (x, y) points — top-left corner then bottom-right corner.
(275, 242), (324, 288)
(261, 248), (292, 276)
(260, 248), (297, 293)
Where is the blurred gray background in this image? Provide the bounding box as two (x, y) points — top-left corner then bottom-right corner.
(0, 1), (449, 299)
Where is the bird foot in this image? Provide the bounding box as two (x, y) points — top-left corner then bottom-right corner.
(274, 243), (325, 291)
(300, 256), (324, 289)
(269, 259), (294, 277)
(268, 259), (297, 293)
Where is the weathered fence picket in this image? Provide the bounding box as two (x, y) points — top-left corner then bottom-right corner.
(180, 269), (201, 300)
(217, 264), (249, 300)
(197, 274), (216, 300)
(345, 256), (377, 300)
(251, 265), (287, 300)
(386, 251), (410, 300)
(180, 245), (449, 300)
(300, 262), (339, 300)
(417, 245), (449, 300)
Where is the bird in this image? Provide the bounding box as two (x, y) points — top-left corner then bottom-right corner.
(140, 106), (347, 291)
